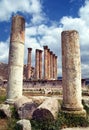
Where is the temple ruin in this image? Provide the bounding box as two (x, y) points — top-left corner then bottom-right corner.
(3, 15), (86, 117)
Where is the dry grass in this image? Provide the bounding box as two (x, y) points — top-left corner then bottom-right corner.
(0, 119), (8, 130)
(0, 88), (8, 130)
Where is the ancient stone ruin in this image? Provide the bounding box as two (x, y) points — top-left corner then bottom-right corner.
(0, 15), (88, 130)
(35, 49), (43, 80)
(26, 45), (58, 80)
(26, 48), (32, 80)
(0, 13), (89, 130)
(6, 15), (25, 103)
(43, 45), (57, 80)
(61, 30), (86, 116)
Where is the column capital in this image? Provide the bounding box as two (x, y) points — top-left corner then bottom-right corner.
(39, 50), (43, 53)
(36, 49), (40, 52)
(28, 48), (32, 52)
(55, 55), (57, 59)
(53, 54), (55, 57)
(50, 51), (53, 55)
(43, 45), (48, 49)
(48, 49), (50, 52)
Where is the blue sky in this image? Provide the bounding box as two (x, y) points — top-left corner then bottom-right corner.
(0, 0), (89, 78)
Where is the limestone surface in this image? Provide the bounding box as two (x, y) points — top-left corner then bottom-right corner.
(61, 30), (84, 112)
(32, 98), (59, 121)
(16, 119), (31, 130)
(0, 104), (11, 118)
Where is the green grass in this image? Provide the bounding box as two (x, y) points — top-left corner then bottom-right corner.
(0, 89), (6, 104)
(31, 110), (89, 130)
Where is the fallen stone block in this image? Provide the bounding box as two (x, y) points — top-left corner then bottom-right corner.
(18, 102), (37, 119)
(32, 98), (59, 121)
(16, 119), (31, 130)
(0, 104), (11, 118)
(14, 96), (37, 119)
(14, 96), (33, 109)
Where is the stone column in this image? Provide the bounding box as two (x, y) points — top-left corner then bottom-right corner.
(48, 49), (50, 80)
(53, 54), (55, 79)
(82, 79), (86, 88)
(35, 49), (40, 80)
(50, 51), (53, 79)
(61, 30), (86, 115)
(6, 15), (25, 103)
(39, 50), (43, 79)
(55, 56), (57, 80)
(44, 46), (48, 79)
(27, 48), (32, 80)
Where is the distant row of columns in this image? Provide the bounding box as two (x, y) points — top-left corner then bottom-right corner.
(44, 46), (57, 80)
(27, 46), (58, 80)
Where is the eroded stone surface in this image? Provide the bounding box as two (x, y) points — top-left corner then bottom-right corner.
(32, 98), (59, 121)
(16, 119), (31, 130)
(18, 102), (37, 119)
(61, 30), (85, 112)
(0, 104), (11, 118)
(27, 48), (32, 80)
(6, 15), (25, 103)
(14, 96), (32, 109)
(44, 46), (48, 79)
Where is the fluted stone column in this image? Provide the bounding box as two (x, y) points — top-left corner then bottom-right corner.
(55, 56), (57, 80)
(35, 49), (40, 80)
(50, 51), (53, 79)
(39, 50), (43, 79)
(6, 15), (25, 103)
(27, 48), (32, 80)
(53, 54), (55, 79)
(61, 30), (86, 115)
(44, 46), (48, 79)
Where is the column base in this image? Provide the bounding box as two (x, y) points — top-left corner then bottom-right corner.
(5, 99), (16, 104)
(61, 109), (86, 117)
(61, 105), (83, 111)
(5, 96), (22, 104)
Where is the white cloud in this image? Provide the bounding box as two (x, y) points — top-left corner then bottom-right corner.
(0, 41), (9, 63)
(0, 0), (89, 78)
(0, 0), (44, 23)
(79, 0), (89, 26)
(60, 1), (89, 78)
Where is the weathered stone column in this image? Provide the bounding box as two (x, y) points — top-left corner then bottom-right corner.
(53, 54), (55, 79)
(27, 48), (32, 80)
(39, 50), (43, 79)
(6, 15), (25, 103)
(61, 30), (86, 115)
(50, 51), (53, 79)
(55, 55), (57, 80)
(35, 49), (40, 80)
(44, 46), (48, 79)
(48, 49), (50, 80)
(82, 79), (86, 87)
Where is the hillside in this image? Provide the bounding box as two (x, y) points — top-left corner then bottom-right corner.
(0, 62), (34, 80)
